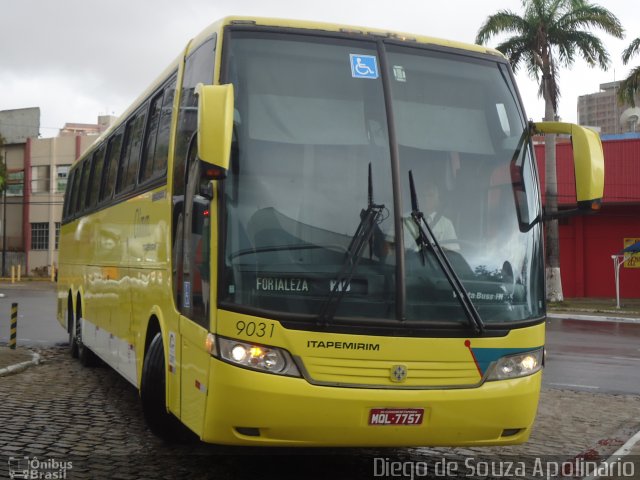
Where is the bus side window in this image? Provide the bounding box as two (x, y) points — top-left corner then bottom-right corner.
(152, 77), (176, 178)
(87, 145), (106, 210)
(139, 75), (176, 184)
(62, 168), (75, 221)
(117, 106), (147, 194)
(65, 168), (79, 220)
(140, 91), (163, 184)
(101, 127), (124, 203)
(75, 160), (90, 214)
(173, 37), (215, 200)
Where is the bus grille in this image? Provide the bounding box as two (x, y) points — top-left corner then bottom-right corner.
(300, 356), (480, 388)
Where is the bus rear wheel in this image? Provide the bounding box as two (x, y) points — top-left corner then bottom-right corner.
(141, 332), (195, 443)
(68, 301), (78, 358)
(75, 304), (97, 367)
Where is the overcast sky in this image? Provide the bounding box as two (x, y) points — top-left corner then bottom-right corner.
(1, 0), (637, 137)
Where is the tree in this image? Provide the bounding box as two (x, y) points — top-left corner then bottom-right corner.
(476, 0), (623, 302)
(618, 37), (640, 107)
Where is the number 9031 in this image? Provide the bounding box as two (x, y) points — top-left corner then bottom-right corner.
(236, 320), (275, 338)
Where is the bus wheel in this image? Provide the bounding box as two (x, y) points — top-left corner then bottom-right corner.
(141, 333), (195, 443)
(68, 303), (78, 358)
(76, 312), (97, 367)
(68, 326), (79, 358)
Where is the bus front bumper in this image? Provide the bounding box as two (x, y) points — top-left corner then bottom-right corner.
(201, 357), (541, 447)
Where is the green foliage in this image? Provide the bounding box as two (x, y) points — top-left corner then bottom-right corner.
(475, 0), (624, 115)
(622, 37), (640, 64)
(619, 37), (640, 107)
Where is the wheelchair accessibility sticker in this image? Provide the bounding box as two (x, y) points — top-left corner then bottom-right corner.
(350, 54), (378, 79)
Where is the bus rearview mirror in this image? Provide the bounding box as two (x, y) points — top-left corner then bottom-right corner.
(196, 83), (235, 171)
(532, 121), (604, 211)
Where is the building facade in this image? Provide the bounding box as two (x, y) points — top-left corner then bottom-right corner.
(1, 108), (110, 276)
(27, 135), (95, 274)
(536, 135), (640, 298)
(577, 81), (640, 135)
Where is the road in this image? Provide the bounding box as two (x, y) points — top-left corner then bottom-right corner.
(0, 282), (67, 346)
(544, 317), (640, 394)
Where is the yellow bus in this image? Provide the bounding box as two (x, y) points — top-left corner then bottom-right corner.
(57, 16), (604, 446)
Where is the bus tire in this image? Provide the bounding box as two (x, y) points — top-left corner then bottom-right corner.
(76, 306), (97, 367)
(68, 325), (79, 358)
(68, 299), (78, 358)
(141, 332), (195, 443)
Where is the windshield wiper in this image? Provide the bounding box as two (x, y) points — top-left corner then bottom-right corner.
(408, 171), (484, 334)
(318, 164), (385, 325)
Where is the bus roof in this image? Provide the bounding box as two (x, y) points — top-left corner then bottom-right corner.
(196, 16), (504, 59)
(81, 16), (505, 162)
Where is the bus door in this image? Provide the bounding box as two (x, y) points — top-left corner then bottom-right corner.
(175, 153), (214, 436)
(170, 36), (217, 435)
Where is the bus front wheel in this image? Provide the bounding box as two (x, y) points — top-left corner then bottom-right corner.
(141, 332), (195, 443)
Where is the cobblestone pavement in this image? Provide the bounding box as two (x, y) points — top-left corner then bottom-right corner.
(0, 347), (639, 479)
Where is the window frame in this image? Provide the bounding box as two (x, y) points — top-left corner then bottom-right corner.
(31, 165), (51, 194)
(6, 170), (24, 197)
(30, 222), (50, 251)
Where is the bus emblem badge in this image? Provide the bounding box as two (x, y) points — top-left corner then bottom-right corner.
(390, 364), (408, 383)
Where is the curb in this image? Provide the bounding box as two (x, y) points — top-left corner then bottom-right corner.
(547, 313), (640, 324)
(0, 351), (41, 377)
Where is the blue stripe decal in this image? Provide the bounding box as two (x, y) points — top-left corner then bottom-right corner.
(471, 347), (540, 376)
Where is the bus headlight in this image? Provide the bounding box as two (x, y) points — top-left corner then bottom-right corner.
(217, 337), (301, 377)
(486, 348), (543, 381)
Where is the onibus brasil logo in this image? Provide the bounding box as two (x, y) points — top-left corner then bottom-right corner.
(8, 456), (72, 479)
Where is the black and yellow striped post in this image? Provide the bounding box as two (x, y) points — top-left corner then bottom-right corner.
(9, 303), (18, 350)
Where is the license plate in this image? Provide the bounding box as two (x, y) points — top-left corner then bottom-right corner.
(369, 408), (424, 426)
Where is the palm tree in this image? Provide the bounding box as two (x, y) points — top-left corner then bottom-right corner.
(476, 0), (623, 302)
(619, 37), (640, 107)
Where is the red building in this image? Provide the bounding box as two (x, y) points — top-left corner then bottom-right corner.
(535, 135), (640, 298)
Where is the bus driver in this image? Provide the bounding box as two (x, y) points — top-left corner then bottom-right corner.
(404, 181), (460, 252)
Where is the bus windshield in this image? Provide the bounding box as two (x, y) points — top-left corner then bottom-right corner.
(220, 29), (544, 327)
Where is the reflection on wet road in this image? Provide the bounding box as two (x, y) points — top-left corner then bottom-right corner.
(544, 317), (640, 394)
